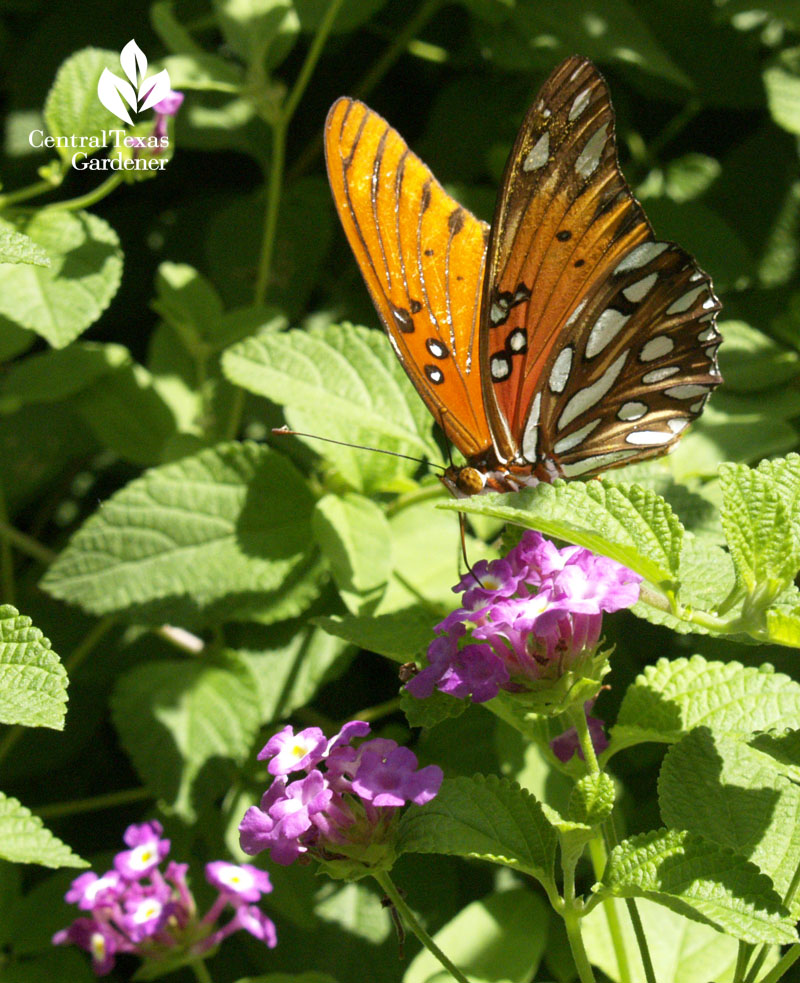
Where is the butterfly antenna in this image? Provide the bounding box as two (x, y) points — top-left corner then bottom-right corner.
(433, 408), (485, 589)
(271, 426), (445, 472)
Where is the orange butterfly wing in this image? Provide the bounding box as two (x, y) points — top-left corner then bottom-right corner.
(481, 56), (722, 476)
(324, 97), (492, 461)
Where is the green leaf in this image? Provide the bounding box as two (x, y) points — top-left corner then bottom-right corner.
(756, 454), (800, 541)
(212, 0), (298, 69)
(0, 322), (35, 363)
(294, 0), (387, 33)
(764, 49), (800, 135)
(659, 727), (800, 916)
(0, 342), (124, 413)
(314, 606), (435, 663)
(312, 493), (391, 614)
(222, 323), (439, 492)
(43, 48), (123, 163)
(231, 620), (351, 724)
(0, 211), (122, 348)
(403, 888), (548, 983)
(152, 262), (225, 347)
(0, 792), (86, 868)
(398, 775), (558, 890)
(567, 772), (615, 827)
(719, 462), (800, 598)
(0, 605), (68, 730)
(40, 442), (316, 618)
(0, 229), (50, 267)
(582, 896), (767, 983)
(750, 729), (800, 785)
(599, 828), (795, 944)
(716, 320), (800, 392)
(611, 655), (800, 752)
(160, 53), (244, 91)
(473, 0), (690, 86)
(71, 355), (177, 465)
(111, 653), (261, 820)
(441, 478), (683, 589)
(400, 687), (467, 730)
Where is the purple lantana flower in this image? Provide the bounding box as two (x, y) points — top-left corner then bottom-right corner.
(239, 722), (443, 875)
(407, 531), (641, 705)
(54, 821), (277, 976)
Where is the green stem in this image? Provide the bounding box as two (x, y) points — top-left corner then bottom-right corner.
(42, 172), (125, 212)
(0, 173), (64, 209)
(757, 945), (800, 983)
(190, 957), (214, 983)
(254, 116), (286, 306)
(564, 909), (598, 983)
(355, 0), (445, 98)
(0, 520), (57, 565)
(588, 838), (632, 983)
(738, 942), (756, 983)
(0, 481), (15, 606)
(743, 854), (800, 983)
(385, 482), (447, 517)
(603, 815), (657, 983)
(286, 0), (445, 183)
(571, 703), (600, 775)
(374, 870), (471, 983)
(65, 616), (116, 674)
(254, 0), (345, 305)
(36, 786), (151, 820)
(224, 385), (246, 441)
(355, 696), (403, 723)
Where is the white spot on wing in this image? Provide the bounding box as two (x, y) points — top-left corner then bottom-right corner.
(523, 133), (550, 172)
(491, 356), (510, 380)
(554, 419), (600, 454)
(622, 273), (658, 303)
(565, 297), (588, 328)
(642, 365), (680, 383)
(508, 329), (526, 352)
(665, 384), (710, 399)
(613, 242), (669, 275)
(690, 398), (706, 413)
(549, 347), (573, 393)
(640, 335), (674, 362)
(666, 285), (705, 315)
(618, 401), (647, 421)
(668, 418), (688, 433)
(558, 350), (628, 430)
(561, 450), (636, 476)
(698, 325), (716, 342)
(586, 309), (630, 358)
(521, 392), (542, 462)
(575, 124), (608, 178)
(569, 88), (592, 121)
(626, 430), (673, 446)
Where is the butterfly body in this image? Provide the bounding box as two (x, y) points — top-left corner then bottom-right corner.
(325, 57), (722, 494)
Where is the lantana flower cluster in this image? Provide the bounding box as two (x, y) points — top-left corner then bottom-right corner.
(54, 820), (276, 976)
(406, 531), (642, 706)
(239, 721), (443, 875)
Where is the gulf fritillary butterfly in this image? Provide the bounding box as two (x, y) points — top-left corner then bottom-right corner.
(324, 56), (722, 497)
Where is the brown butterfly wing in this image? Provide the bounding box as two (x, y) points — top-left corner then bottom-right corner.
(325, 97), (492, 461)
(480, 56), (722, 476)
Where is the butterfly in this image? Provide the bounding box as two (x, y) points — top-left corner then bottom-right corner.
(324, 56), (722, 497)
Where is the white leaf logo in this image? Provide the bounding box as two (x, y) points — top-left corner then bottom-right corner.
(97, 40), (172, 125)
